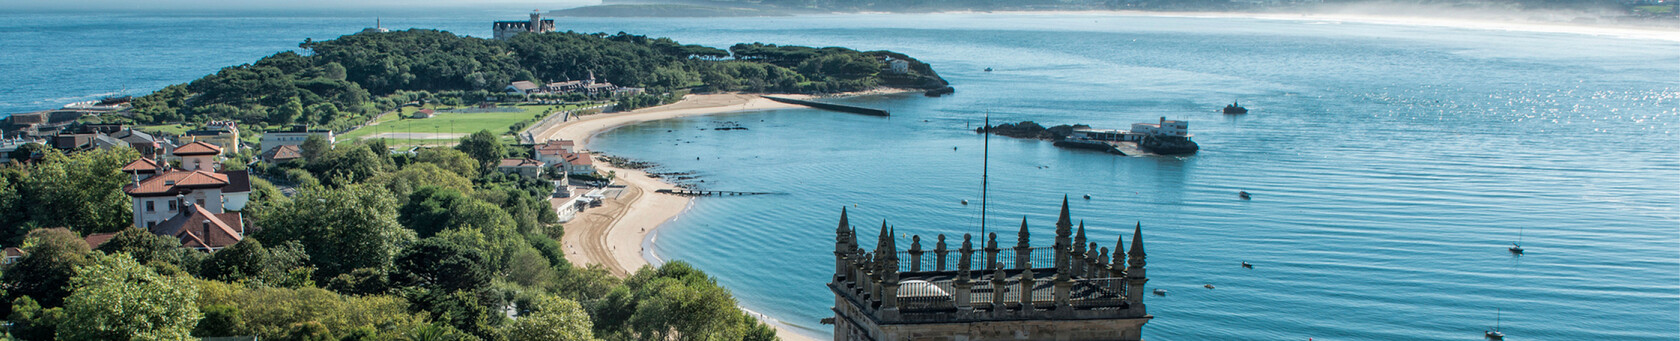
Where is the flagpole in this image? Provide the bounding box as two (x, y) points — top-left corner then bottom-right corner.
(980, 111), (990, 238)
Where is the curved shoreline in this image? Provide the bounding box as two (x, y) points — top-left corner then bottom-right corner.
(533, 92), (916, 341)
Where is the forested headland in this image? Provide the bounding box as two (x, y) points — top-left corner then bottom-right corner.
(0, 131), (781, 340)
(123, 29), (948, 133)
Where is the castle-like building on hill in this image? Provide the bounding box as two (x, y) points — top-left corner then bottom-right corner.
(829, 197), (1153, 340)
(494, 11), (555, 40)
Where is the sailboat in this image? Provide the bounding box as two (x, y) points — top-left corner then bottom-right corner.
(1509, 226), (1524, 254)
(1485, 309), (1506, 339)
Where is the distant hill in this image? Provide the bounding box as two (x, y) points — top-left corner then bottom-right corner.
(551, 4), (789, 17)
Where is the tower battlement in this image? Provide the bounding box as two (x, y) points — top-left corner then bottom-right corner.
(829, 197), (1152, 341)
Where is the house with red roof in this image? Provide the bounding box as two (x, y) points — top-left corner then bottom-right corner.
(533, 139), (595, 175)
(497, 158), (546, 178)
(121, 143), (251, 251)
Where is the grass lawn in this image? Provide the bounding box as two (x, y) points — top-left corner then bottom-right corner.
(1635, 5), (1674, 14)
(134, 123), (194, 136)
(337, 103), (586, 143)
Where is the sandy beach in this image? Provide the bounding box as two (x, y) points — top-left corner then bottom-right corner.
(530, 93), (826, 340)
(534, 93), (802, 274)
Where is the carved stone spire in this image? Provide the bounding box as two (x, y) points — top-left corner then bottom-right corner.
(1075, 220), (1088, 255)
(1127, 222), (1145, 269)
(1054, 196), (1073, 281)
(1014, 216), (1032, 269)
(1125, 222), (1148, 312)
(834, 207), (852, 283)
(1016, 216), (1031, 248)
(1072, 220), (1088, 276)
(836, 207), (850, 241)
(1112, 231), (1127, 270)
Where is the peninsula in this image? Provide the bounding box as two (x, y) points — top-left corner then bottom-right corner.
(0, 21), (945, 341)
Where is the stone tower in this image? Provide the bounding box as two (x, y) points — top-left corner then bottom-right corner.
(828, 198), (1153, 341)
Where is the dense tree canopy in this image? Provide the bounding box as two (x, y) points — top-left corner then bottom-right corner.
(1, 121), (782, 341)
(58, 253), (202, 340)
(254, 185), (416, 280)
(125, 29), (945, 128)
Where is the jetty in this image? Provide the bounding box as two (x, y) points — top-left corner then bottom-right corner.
(655, 189), (779, 196)
(760, 96), (889, 116)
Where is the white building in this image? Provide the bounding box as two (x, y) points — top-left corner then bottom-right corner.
(889, 59), (910, 74)
(1130, 117), (1188, 137)
(122, 141), (251, 252)
(1070, 117), (1191, 142)
(260, 126), (335, 155)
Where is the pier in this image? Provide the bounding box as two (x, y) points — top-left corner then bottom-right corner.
(655, 189), (779, 197)
(760, 96), (890, 116)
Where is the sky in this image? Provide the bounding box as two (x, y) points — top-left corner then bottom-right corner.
(0, 0), (596, 11)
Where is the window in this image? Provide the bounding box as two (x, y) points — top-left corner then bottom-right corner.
(146, 201), (154, 212)
(169, 200), (178, 211)
(197, 199), (205, 206)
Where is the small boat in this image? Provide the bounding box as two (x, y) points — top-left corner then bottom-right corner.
(1153, 289), (1167, 296)
(1223, 101), (1248, 114)
(984, 67), (993, 72)
(1509, 226), (1525, 254)
(961, 200), (969, 205)
(1486, 309), (1506, 339)
(1203, 284), (1215, 289)
(1238, 191), (1252, 200)
(1241, 262), (1253, 269)
(1083, 194), (1091, 200)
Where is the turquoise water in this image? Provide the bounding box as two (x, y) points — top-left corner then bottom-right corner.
(5, 10), (1678, 340)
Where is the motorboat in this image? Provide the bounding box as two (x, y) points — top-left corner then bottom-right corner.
(1223, 101), (1248, 114)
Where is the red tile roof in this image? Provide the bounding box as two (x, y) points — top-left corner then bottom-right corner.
(83, 232), (118, 249)
(563, 152), (592, 165)
(121, 158), (162, 172)
(499, 158), (545, 168)
(124, 170), (230, 197)
(4, 247), (24, 258)
(261, 145), (303, 162)
(151, 204), (243, 250)
(173, 141), (223, 156)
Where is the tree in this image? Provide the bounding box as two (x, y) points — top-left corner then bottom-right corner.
(193, 280), (425, 339)
(299, 134), (330, 161)
(193, 304), (245, 337)
(20, 147), (141, 234)
(308, 102), (341, 126)
(455, 130), (505, 172)
(415, 147), (480, 178)
(368, 162), (473, 197)
(94, 227), (180, 265)
(8, 296), (65, 341)
(58, 253), (201, 340)
(202, 238), (268, 282)
(2, 228), (94, 309)
(399, 186), (469, 239)
(506, 295), (593, 341)
(6, 142), (51, 163)
(307, 141), (391, 187)
(271, 97), (305, 125)
(254, 185), (416, 280)
(392, 238), (491, 293)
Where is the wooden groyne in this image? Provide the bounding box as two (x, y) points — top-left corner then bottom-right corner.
(655, 189), (779, 197)
(761, 96), (890, 116)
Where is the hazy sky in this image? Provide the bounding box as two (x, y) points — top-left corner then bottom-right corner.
(2, 0), (596, 11)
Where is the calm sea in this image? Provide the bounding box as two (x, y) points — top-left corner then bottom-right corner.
(5, 10), (1677, 340)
